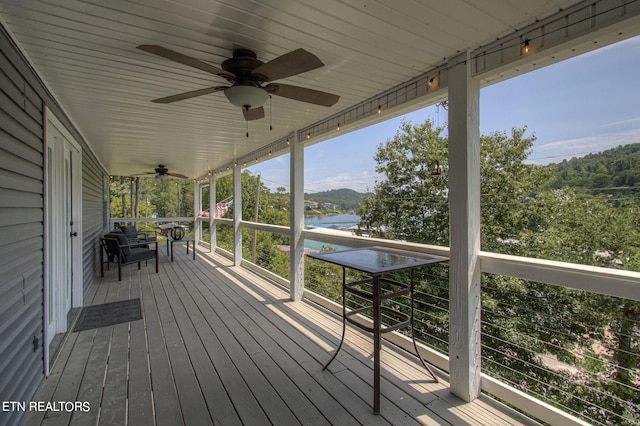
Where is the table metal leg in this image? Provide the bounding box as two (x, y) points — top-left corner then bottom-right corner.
(373, 273), (381, 414)
(323, 266), (347, 370)
(192, 240), (196, 259)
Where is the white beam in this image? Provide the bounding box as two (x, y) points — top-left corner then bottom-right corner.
(481, 251), (640, 302)
(209, 174), (216, 252)
(448, 50), (482, 402)
(194, 180), (201, 242)
(233, 164), (242, 266)
(290, 134), (305, 301)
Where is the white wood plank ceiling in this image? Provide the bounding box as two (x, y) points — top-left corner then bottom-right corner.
(0, 0), (631, 179)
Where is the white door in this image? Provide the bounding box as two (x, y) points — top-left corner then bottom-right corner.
(63, 139), (81, 324)
(45, 112), (83, 353)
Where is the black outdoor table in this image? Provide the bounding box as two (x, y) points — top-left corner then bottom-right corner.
(307, 246), (449, 414)
(167, 237), (196, 261)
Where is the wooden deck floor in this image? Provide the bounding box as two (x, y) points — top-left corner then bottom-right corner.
(26, 246), (538, 426)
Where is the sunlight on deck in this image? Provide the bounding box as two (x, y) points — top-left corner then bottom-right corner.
(26, 244), (536, 425)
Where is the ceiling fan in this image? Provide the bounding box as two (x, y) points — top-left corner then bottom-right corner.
(133, 165), (188, 179)
(137, 45), (340, 121)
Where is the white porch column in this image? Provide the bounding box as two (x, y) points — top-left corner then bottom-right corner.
(209, 174), (216, 252)
(447, 51), (482, 402)
(193, 180), (201, 242)
(233, 164), (242, 266)
(289, 134), (305, 301)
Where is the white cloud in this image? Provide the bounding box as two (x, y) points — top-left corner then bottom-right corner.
(529, 129), (640, 164)
(601, 117), (640, 128)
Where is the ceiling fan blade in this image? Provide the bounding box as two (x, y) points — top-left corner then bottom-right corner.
(251, 49), (323, 82)
(266, 83), (339, 107)
(242, 106), (265, 121)
(137, 45), (235, 79)
(151, 86), (227, 104)
(167, 173), (189, 179)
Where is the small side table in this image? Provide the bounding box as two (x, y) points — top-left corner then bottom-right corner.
(307, 246), (448, 414)
(167, 237), (196, 261)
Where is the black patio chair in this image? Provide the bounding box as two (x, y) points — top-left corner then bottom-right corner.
(119, 225), (157, 245)
(100, 231), (158, 281)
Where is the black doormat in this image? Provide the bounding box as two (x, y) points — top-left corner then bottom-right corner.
(73, 298), (142, 332)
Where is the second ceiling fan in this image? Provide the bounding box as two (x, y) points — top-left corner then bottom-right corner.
(138, 45), (340, 121)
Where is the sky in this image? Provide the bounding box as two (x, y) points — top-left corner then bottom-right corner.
(249, 36), (640, 193)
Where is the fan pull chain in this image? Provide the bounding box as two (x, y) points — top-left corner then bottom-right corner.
(246, 120), (249, 138)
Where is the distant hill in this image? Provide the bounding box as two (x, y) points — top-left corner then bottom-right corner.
(545, 142), (640, 194)
(304, 188), (365, 210)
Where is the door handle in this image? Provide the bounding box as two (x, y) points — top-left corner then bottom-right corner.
(71, 231), (78, 237)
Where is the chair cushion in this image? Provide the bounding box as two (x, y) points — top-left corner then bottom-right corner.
(108, 232), (131, 258)
(127, 247), (156, 263)
(120, 225), (139, 240)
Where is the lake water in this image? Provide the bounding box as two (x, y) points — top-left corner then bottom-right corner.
(304, 213), (361, 229)
(304, 213), (361, 251)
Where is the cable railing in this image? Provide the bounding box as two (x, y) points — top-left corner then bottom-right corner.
(204, 218), (640, 425)
(480, 274), (639, 425)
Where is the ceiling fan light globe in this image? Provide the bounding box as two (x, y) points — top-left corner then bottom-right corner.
(224, 85), (268, 109)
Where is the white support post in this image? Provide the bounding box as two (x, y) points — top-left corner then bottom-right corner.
(194, 180), (201, 242)
(233, 164), (242, 266)
(289, 133), (305, 301)
(209, 174), (216, 252)
(447, 51), (482, 402)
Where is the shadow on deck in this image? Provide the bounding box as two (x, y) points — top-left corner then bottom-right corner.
(26, 245), (537, 425)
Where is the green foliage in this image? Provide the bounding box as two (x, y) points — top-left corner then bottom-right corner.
(356, 120), (550, 249)
(213, 171), (291, 278)
(357, 118), (450, 244)
(545, 142), (640, 194)
(304, 188), (365, 210)
(214, 171), (290, 226)
(109, 176), (194, 221)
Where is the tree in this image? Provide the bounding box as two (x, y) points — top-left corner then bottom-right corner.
(120, 176), (127, 217)
(357, 118), (449, 244)
(134, 177), (141, 218)
(357, 119), (548, 249)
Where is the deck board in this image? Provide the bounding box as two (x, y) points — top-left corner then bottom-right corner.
(218, 263), (441, 424)
(153, 273), (213, 426)
(99, 322), (129, 425)
(158, 272), (240, 425)
(142, 272), (185, 426)
(183, 262), (338, 426)
(166, 256), (277, 425)
(68, 327), (110, 426)
(126, 313), (154, 426)
(201, 264), (396, 425)
(26, 245), (539, 426)
(188, 256), (390, 425)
